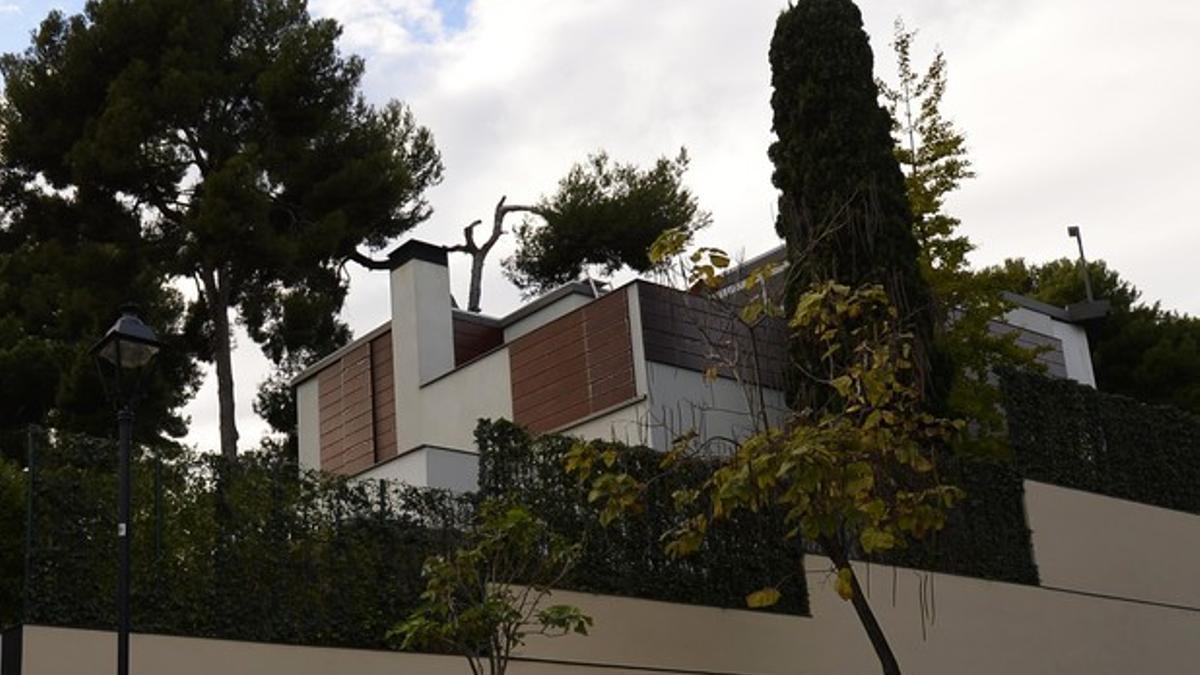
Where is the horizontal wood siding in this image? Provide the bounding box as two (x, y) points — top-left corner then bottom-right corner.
(370, 332), (397, 461)
(638, 282), (789, 391)
(317, 330), (396, 476)
(510, 290), (636, 432)
(453, 315), (504, 366)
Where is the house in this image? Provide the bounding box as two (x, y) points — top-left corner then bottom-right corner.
(291, 239), (1100, 488)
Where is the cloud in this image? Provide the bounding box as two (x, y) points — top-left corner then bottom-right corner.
(179, 0), (1200, 450)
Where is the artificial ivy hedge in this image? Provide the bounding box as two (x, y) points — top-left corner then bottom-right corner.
(1002, 368), (1200, 514)
(476, 419), (811, 616)
(6, 429), (473, 647)
(876, 453), (1039, 585)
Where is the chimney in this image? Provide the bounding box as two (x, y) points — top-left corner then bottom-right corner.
(388, 240), (454, 385)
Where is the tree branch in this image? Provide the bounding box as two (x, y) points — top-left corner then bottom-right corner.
(346, 249), (391, 270)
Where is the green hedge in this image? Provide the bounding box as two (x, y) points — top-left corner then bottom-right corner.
(877, 453), (1039, 584)
(7, 428), (472, 646)
(1002, 368), (1200, 514)
(476, 419), (810, 616)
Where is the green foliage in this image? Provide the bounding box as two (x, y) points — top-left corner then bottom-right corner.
(476, 419), (810, 616)
(876, 452), (1039, 584)
(0, 184), (201, 441)
(877, 18), (974, 277)
(0, 454), (25, 628)
(503, 149), (709, 296)
(769, 0), (938, 407)
(1, 0), (443, 454)
(878, 19), (1041, 453)
(572, 281), (963, 605)
(1002, 368), (1200, 513)
(9, 427), (472, 647)
(992, 257), (1200, 415)
(392, 498), (590, 675)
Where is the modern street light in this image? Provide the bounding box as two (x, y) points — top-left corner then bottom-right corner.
(91, 305), (163, 675)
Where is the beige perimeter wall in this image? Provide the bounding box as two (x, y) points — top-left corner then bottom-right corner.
(16, 556), (1200, 675)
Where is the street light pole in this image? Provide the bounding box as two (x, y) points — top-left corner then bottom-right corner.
(91, 305), (163, 675)
(117, 405), (133, 675)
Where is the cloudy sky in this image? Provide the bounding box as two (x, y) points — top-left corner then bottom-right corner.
(3, 0), (1197, 450)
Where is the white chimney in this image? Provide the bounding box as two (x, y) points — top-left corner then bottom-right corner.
(388, 240), (454, 386)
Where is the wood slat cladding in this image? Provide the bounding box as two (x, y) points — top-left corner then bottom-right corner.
(453, 314), (504, 366)
(638, 281), (789, 391)
(316, 331), (396, 475)
(510, 290), (636, 432)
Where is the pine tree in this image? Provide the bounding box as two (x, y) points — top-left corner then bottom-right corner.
(1, 0), (443, 458)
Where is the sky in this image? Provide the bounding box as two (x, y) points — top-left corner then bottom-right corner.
(2, 0), (1197, 451)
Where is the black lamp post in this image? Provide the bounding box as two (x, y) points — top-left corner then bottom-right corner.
(91, 305), (163, 675)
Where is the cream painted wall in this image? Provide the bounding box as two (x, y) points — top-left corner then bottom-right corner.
(643, 361), (788, 452)
(415, 348), (513, 453)
(1025, 479), (1200, 607)
(18, 557), (1200, 675)
(557, 399), (653, 448)
(295, 378), (320, 472)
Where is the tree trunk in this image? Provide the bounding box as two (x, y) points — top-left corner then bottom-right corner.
(821, 535), (902, 675)
(449, 197), (549, 313)
(467, 247), (486, 313)
(201, 267), (239, 459)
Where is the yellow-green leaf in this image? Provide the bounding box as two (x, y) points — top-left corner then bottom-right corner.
(835, 567), (855, 600)
(746, 587), (782, 608)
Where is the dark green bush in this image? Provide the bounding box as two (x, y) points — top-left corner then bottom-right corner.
(1002, 368), (1200, 514)
(11, 428), (472, 647)
(476, 419), (810, 616)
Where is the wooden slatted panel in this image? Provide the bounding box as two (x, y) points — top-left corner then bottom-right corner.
(510, 290), (636, 432)
(370, 332), (397, 461)
(453, 315), (504, 366)
(317, 342), (377, 476)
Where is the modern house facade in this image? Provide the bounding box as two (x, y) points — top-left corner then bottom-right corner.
(292, 239), (1099, 489)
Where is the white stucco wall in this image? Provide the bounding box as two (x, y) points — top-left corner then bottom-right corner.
(1025, 479), (1200, 607)
(355, 446), (479, 493)
(414, 348), (513, 453)
(557, 399), (653, 448)
(642, 361), (788, 452)
(295, 378), (320, 472)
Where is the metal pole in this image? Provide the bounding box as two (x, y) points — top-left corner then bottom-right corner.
(23, 426), (36, 622)
(117, 407), (133, 675)
(1067, 226), (1095, 302)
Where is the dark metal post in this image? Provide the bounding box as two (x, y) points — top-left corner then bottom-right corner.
(1067, 225), (1095, 302)
(23, 426), (36, 622)
(117, 407), (133, 675)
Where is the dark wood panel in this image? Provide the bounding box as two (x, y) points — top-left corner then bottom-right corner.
(453, 315), (505, 366)
(638, 282), (788, 391)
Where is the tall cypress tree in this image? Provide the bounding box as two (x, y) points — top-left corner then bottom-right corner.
(769, 0), (939, 409)
(768, 3), (937, 673)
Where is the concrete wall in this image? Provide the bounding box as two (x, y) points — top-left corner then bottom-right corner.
(557, 399), (653, 448)
(643, 361), (788, 452)
(14, 559), (1200, 675)
(355, 445), (480, 493)
(414, 348), (514, 454)
(296, 378), (320, 472)
(1025, 480), (1200, 608)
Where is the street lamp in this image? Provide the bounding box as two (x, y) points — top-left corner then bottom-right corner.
(91, 304), (162, 675)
